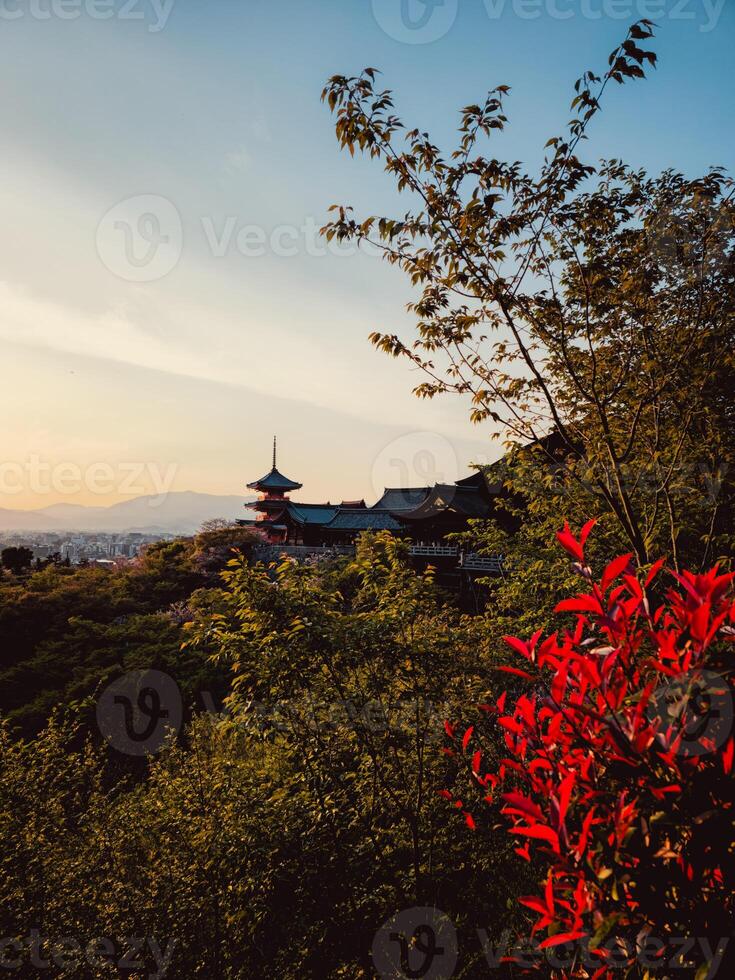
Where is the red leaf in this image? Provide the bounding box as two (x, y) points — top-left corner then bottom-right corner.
(601, 553), (634, 593)
(462, 726), (474, 752)
(444, 720), (455, 739)
(496, 666), (534, 679)
(510, 825), (560, 851)
(503, 635), (531, 659)
(556, 522), (584, 562)
(464, 812), (476, 831)
(519, 895), (549, 915)
(501, 791), (544, 821)
(645, 556), (666, 586)
(557, 772), (576, 825)
(555, 594), (603, 614)
(723, 737), (734, 775)
(579, 518), (597, 547)
(539, 931), (586, 949)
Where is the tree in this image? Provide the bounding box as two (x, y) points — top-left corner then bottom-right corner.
(322, 22), (734, 569)
(442, 523), (735, 977)
(186, 532), (531, 974)
(1, 547), (33, 576)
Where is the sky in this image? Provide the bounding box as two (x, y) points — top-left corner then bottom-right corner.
(0, 0), (732, 510)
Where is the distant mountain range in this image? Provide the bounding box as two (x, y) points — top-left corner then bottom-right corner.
(0, 492), (254, 535)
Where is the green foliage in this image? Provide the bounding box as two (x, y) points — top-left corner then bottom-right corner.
(184, 532), (531, 973)
(0, 538), (532, 977)
(1, 545), (33, 575)
(0, 528), (258, 736)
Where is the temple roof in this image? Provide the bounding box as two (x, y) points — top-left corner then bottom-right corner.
(455, 468), (504, 495)
(324, 508), (402, 532)
(286, 503), (338, 525)
(371, 487), (431, 511)
(395, 484), (495, 522)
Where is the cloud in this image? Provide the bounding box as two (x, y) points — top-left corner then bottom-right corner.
(0, 280), (438, 433)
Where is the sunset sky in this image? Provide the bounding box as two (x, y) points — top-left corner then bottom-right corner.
(1, 0), (732, 509)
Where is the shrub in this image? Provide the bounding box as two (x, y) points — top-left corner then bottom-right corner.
(444, 522), (734, 977)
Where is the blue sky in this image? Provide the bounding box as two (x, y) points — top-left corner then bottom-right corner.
(0, 0), (732, 508)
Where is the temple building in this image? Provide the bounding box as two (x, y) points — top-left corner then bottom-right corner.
(240, 438), (509, 548)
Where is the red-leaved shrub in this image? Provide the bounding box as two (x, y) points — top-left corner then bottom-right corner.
(444, 523), (734, 977)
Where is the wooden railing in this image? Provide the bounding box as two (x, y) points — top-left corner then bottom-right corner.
(408, 544), (458, 557)
(253, 543), (505, 575)
(460, 553), (504, 573)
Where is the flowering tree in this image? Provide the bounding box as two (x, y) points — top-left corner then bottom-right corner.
(443, 523), (734, 977)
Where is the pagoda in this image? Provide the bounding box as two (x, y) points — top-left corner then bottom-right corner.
(245, 437), (302, 542)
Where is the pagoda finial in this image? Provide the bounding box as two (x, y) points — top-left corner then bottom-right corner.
(272, 435), (277, 471)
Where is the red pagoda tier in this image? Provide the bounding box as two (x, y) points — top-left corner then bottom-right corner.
(244, 437), (303, 542)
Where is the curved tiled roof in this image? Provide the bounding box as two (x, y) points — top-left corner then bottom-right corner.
(246, 467), (303, 492)
(371, 487), (431, 511)
(324, 509), (402, 531)
(286, 503), (338, 525)
(397, 485), (494, 521)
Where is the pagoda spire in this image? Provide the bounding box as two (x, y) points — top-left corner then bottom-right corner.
(246, 440), (303, 495)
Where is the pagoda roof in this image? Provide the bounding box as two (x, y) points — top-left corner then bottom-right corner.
(246, 467), (303, 492)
